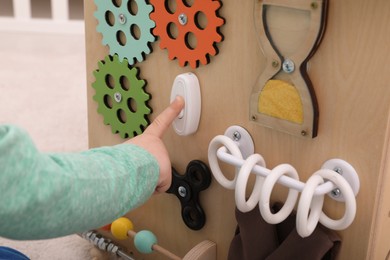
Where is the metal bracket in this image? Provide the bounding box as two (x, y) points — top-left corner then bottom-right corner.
(322, 159), (360, 202)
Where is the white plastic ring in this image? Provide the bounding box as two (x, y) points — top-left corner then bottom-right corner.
(296, 175), (325, 238)
(208, 135), (243, 189)
(259, 164), (299, 224)
(235, 154), (266, 212)
(315, 169), (357, 230)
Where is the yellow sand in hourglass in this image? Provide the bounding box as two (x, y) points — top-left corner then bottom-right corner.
(259, 79), (303, 124)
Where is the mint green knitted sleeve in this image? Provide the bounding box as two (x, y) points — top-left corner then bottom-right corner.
(0, 125), (159, 240)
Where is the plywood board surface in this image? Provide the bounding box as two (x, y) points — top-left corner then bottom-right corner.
(84, 0), (390, 259)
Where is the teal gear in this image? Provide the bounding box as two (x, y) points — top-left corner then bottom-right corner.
(92, 55), (152, 138)
(94, 0), (156, 65)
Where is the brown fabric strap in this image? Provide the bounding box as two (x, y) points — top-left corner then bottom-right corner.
(228, 203), (341, 260)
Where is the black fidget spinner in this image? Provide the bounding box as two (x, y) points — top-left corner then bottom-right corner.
(167, 160), (212, 230)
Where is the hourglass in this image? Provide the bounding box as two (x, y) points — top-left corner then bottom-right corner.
(250, 0), (328, 138)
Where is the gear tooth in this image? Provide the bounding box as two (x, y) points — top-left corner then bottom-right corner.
(141, 119), (149, 128)
(177, 55), (187, 65)
(168, 51), (177, 60)
(151, 27), (158, 35)
(98, 61), (105, 69)
(102, 58), (109, 66)
(122, 57), (129, 67)
(159, 41), (167, 49)
(217, 17), (225, 26)
(214, 33), (223, 43)
(189, 60), (197, 69)
(146, 4), (153, 13)
(212, 1), (222, 10)
(139, 79), (146, 87)
(112, 54), (119, 63)
(141, 106), (151, 115)
(101, 37), (108, 46)
(120, 55), (127, 63)
(143, 45), (152, 55)
(199, 55), (208, 66)
(130, 66), (138, 74)
(148, 36), (156, 45)
(146, 19), (155, 28)
(127, 57), (135, 66)
(137, 127), (144, 135)
(208, 47), (217, 56)
(136, 54), (144, 63)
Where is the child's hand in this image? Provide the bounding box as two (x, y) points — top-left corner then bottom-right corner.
(126, 96), (185, 193)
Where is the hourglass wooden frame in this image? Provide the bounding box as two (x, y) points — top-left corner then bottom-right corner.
(250, 0), (328, 138)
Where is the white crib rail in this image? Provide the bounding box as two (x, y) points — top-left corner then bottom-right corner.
(13, 0), (31, 20)
(0, 0), (83, 34)
(207, 125), (360, 237)
(51, 0), (69, 21)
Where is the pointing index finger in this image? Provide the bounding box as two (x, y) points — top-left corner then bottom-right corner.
(144, 96), (185, 138)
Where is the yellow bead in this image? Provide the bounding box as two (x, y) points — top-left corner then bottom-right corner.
(111, 217), (133, 240)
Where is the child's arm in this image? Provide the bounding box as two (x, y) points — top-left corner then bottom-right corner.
(0, 125), (159, 240)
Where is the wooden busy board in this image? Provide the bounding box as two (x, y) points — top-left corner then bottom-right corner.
(84, 0), (390, 259)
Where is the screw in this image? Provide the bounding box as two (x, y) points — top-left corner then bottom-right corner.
(311, 2), (318, 9)
(178, 13), (188, 25)
(331, 188), (341, 198)
(118, 13), (126, 24)
(272, 60), (279, 68)
(233, 131), (241, 141)
(330, 167), (343, 198)
(114, 92), (122, 103)
(178, 186), (187, 198)
(301, 130), (307, 136)
(282, 58), (295, 73)
(251, 115), (257, 121)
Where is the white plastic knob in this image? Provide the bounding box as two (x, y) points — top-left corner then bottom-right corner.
(170, 72), (201, 136)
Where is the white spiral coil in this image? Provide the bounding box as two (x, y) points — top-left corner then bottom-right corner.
(208, 127), (359, 237)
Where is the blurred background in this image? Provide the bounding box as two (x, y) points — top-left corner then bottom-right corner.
(0, 0), (83, 20)
(0, 0), (94, 258)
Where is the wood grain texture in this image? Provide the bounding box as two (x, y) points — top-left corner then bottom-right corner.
(84, 0), (390, 259)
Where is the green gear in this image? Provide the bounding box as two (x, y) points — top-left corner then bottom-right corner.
(94, 0), (155, 65)
(92, 55), (151, 138)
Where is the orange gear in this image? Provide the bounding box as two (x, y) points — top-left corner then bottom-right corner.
(150, 0), (224, 68)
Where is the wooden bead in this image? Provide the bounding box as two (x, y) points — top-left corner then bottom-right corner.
(134, 230), (157, 254)
(111, 217), (134, 240)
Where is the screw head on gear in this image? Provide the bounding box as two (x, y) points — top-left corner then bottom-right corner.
(178, 13), (188, 25)
(118, 13), (126, 24)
